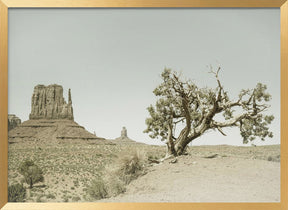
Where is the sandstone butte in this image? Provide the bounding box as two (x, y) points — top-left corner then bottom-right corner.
(29, 84), (74, 120)
(9, 84), (112, 144)
(113, 126), (144, 145)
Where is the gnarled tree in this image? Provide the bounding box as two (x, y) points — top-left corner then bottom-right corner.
(144, 68), (274, 157)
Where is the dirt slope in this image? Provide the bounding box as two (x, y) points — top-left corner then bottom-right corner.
(102, 155), (280, 202)
(9, 119), (110, 144)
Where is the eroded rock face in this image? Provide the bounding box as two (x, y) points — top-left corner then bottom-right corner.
(8, 114), (21, 131)
(29, 84), (73, 120)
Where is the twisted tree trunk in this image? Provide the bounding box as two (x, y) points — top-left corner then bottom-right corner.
(166, 124), (176, 157)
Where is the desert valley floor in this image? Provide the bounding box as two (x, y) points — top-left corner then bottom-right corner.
(8, 138), (280, 202)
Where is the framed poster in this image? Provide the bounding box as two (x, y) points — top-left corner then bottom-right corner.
(0, 0), (287, 210)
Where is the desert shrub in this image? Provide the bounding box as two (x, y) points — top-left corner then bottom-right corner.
(61, 190), (69, 194)
(61, 194), (71, 202)
(8, 183), (26, 202)
(110, 179), (126, 196)
(86, 178), (108, 200)
(267, 155), (280, 162)
(18, 160), (44, 188)
(46, 193), (56, 199)
(148, 154), (154, 159)
(116, 150), (146, 184)
(147, 148), (166, 160)
(73, 179), (80, 188)
(85, 150), (146, 200)
(72, 196), (81, 202)
(103, 175), (126, 197)
(86, 174), (125, 200)
(32, 187), (44, 193)
(276, 155), (281, 162)
(36, 194), (44, 202)
(63, 197), (69, 202)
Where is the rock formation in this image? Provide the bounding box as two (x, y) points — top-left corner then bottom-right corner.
(9, 84), (112, 144)
(8, 119), (111, 143)
(29, 84), (73, 120)
(115, 127), (143, 144)
(121, 127), (128, 139)
(8, 114), (21, 131)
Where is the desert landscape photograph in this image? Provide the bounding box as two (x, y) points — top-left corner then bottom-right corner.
(7, 8), (280, 203)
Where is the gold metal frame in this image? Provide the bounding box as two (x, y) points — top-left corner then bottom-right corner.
(0, 0), (287, 209)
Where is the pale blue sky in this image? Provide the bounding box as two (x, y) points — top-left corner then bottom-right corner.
(8, 8), (280, 145)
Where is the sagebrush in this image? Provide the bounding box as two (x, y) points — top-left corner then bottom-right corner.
(8, 183), (26, 202)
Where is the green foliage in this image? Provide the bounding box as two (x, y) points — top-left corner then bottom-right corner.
(36, 194), (44, 202)
(145, 68), (274, 150)
(144, 68), (219, 141)
(8, 183), (26, 202)
(72, 196), (81, 202)
(46, 193), (56, 199)
(267, 155), (280, 162)
(117, 151), (146, 184)
(86, 178), (108, 200)
(86, 151), (145, 201)
(240, 114), (274, 143)
(105, 178), (126, 196)
(73, 179), (80, 188)
(62, 196), (69, 202)
(18, 160), (44, 188)
(236, 83), (274, 143)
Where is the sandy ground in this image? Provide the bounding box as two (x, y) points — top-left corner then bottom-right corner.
(8, 142), (279, 202)
(101, 155), (280, 202)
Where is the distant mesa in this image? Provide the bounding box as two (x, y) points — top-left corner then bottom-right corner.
(8, 114), (21, 131)
(29, 84), (73, 120)
(9, 84), (112, 144)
